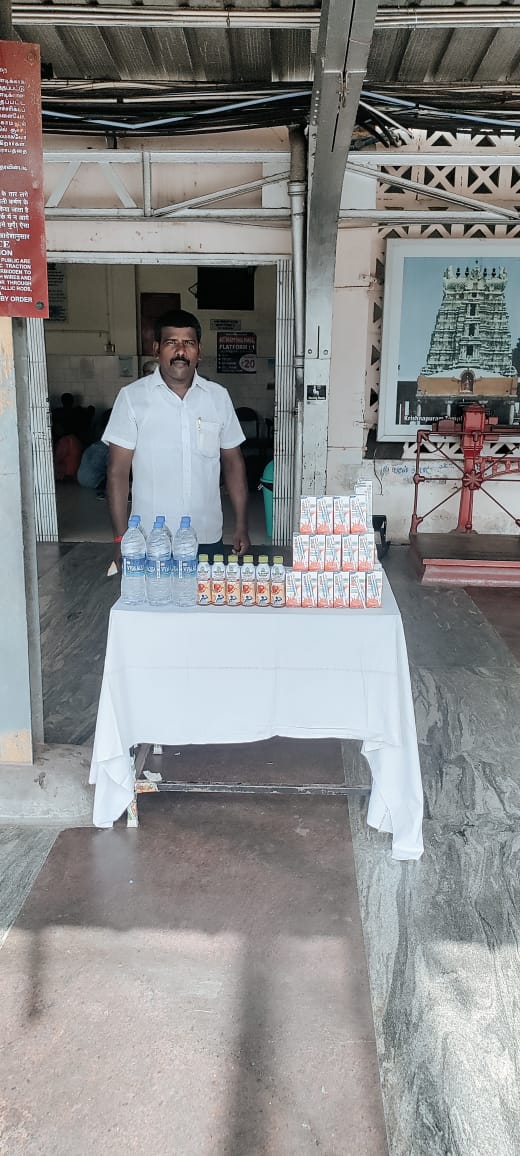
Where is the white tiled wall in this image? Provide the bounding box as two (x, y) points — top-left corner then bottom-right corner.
(47, 354), (139, 413)
(45, 262), (276, 434)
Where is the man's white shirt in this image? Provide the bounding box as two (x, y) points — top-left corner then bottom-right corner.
(103, 368), (245, 542)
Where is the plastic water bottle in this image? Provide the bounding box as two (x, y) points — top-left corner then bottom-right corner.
(156, 514), (172, 544)
(145, 518), (172, 605)
(172, 515), (198, 607)
(120, 514), (146, 604)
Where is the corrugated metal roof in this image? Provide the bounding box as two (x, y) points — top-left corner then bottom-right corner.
(11, 1), (520, 137)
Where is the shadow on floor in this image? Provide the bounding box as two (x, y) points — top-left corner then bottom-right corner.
(0, 794), (388, 1156)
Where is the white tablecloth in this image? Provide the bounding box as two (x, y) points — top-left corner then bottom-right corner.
(89, 575), (424, 860)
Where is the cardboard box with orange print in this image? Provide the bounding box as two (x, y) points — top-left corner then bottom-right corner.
(316, 495), (334, 535)
(286, 570), (302, 607)
(299, 496), (317, 534)
(349, 572), (366, 609)
(301, 571), (318, 608)
(333, 572), (350, 608)
(317, 572), (334, 608)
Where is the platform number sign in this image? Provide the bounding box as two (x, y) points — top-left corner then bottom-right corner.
(217, 332), (257, 374)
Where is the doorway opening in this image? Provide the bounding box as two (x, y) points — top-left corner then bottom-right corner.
(43, 261), (282, 545)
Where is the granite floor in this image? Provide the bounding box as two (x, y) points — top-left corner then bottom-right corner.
(55, 483), (269, 544)
(348, 548), (520, 1156)
(2, 541), (520, 1154)
(0, 793), (387, 1156)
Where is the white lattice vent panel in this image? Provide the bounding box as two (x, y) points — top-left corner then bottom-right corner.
(388, 129), (520, 153)
(379, 162), (520, 210)
(363, 239), (385, 436)
(379, 223), (520, 240)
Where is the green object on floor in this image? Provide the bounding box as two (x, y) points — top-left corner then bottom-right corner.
(259, 459), (274, 540)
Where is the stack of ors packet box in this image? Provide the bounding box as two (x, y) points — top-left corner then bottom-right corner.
(288, 483), (383, 609)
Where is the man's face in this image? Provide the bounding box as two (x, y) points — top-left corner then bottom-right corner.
(153, 326), (201, 390)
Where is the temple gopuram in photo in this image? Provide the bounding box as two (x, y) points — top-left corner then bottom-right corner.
(417, 262), (518, 419)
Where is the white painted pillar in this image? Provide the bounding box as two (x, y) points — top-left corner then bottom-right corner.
(325, 203), (378, 494)
(0, 317), (34, 763)
(25, 317), (58, 542)
(273, 258), (296, 545)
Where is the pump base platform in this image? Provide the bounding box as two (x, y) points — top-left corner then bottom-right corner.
(409, 533), (520, 586)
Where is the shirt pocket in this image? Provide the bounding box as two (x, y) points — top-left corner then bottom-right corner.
(197, 418), (220, 459)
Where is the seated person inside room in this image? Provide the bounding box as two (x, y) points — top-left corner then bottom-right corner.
(77, 409), (112, 497)
(52, 393), (97, 481)
(52, 392), (94, 445)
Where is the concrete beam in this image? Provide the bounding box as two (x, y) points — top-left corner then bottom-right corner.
(302, 0), (379, 493)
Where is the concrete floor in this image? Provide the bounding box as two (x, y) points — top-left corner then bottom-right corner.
(3, 539), (520, 1154)
(0, 782), (387, 1155)
(56, 482), (269, 545)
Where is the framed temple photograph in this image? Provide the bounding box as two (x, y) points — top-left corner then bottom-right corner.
(377, 239), (520, 441)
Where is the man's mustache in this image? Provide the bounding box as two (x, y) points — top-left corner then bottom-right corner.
(170, 356), (189, 366)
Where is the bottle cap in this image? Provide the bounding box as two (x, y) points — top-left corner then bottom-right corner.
(243, 555), (254, 563)
(258, 555), (269, 563)
(156, 515), (165, 526)
(273, 556), (284, 564)
(213, 554), (224, 562)
(128, 515), (140, 527)
(228, 554), (238, 563)
(198, 553), (209, 562)
(180, 515), (191, 528)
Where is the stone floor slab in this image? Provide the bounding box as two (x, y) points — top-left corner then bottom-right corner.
(0, 797), (388, 1156)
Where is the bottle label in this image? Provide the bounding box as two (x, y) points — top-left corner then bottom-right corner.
(271, 582), (285, 607)
(256, 581), (270, 606)
(197, 580), (211, 605)
(226, 579), (240, 605)
(145, 557), (172, 579)
(212, 580), (226, 605)
(123, 555), (145, 577)
(173, 557), (197, 579)
(241, 581), (256, 606)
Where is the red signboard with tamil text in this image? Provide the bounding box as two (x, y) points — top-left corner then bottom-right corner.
(0, 41), (48, 318)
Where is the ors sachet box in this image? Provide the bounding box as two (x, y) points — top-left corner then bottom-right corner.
(316, 496), (334, 535)
(349, 572), (366, 609)
(324, 534), (341, 571)
(317, 572), (334, 608)
(366, 568), (383, 608)
(333, 496), (350, 535)
(333, 572), (350, 608)
(286, 570), (302, 607)
(309, 534), (326, 571)
(301, 571), (318, 608)
(355, 480), (373, 523)
(350, 494), (368, 534)
(341, 534), (358, 572)
(300, 496), (317, 534)
(358, 532), (375, 571)
(293, 533), (309, 570)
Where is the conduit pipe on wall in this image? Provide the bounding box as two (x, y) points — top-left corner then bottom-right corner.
(288, 124), (306, 530)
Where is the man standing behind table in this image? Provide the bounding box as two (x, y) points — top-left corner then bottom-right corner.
(103, 309), (250, 568)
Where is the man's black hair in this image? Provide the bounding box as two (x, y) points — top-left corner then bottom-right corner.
(61, 392), (74, 406)
(154, 309), (202, 343)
